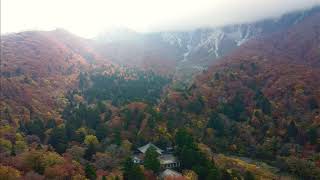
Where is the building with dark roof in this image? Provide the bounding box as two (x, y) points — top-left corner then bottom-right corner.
(133, 142), (180, 169)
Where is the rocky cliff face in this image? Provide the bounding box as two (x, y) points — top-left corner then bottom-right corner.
(159, 6), (320, 69)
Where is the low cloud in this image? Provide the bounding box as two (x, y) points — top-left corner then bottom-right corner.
(2, 0), (320, 37)
(148, 0), (320, 32)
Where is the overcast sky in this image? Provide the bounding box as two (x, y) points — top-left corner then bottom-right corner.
(1, 0), (320, 38)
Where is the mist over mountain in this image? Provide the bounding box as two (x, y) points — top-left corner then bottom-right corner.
(94, 6), (320, 78)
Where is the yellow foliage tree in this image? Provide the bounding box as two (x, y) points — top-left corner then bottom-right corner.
(15, 140), (27, 154)
(41, 152), (65, 168)
(84, 135), (99, 145)
(183, 170), (198, 180)
(0, 138), (12, 152)
(0, 165), (21, 180)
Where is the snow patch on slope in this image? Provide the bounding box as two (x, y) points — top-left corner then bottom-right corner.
(161, 33), (183, 47)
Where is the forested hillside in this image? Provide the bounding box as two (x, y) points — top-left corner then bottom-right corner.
(0, 29), (107, 123)
(160, 11), (320, 179)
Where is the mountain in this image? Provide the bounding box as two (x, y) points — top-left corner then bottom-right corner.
(1, 6), (319, 126)
(1, 5), (320, 180)
(1, 7), (319, 124)
(160, 6), (320, 67)
(191, 8), (320, 125)
(0, 29), (109, 122)
(93, 31), (180, 75)
(95, 6), (320, 74)
(160, 10), (320, 177)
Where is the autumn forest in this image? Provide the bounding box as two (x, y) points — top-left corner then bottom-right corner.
(1, 3), (320, 180)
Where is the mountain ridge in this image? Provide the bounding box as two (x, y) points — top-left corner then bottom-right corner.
(95, 6), (320, 71)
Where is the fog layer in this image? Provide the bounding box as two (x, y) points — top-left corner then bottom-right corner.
(2, 0), (320, 37)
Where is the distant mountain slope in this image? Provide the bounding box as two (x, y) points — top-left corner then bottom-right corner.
(0, 30), (108, 122)
(95, 6), (320, 74)
(94, 32), (179, 75)
(161, 11), (320, 165)
(194, 10), (320, 117)
(160, 6), (320, 68)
